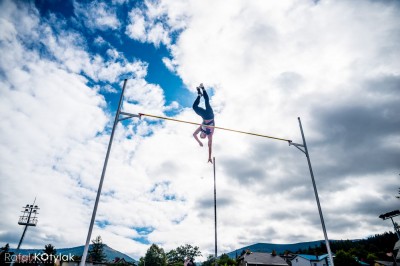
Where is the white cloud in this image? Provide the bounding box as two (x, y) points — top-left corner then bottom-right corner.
(161, 57), (177, 73)
(34, 20), (147, 83)
(74, 1), (120, 31)
(125, 8), (147, 42)
(94, 36), (107, 47)
(125, 0), (189, 47)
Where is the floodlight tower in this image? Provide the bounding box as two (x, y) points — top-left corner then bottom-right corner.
(17, 198), (39, 250)
(379, 210), (400, 239)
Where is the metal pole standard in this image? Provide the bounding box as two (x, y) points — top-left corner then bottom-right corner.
(80, 79), (128, 266)
(213, 157), (218, 266)
(297, 117), (334, 266)
(390, 217), (400, 240)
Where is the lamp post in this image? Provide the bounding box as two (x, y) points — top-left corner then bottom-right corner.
(17, 198), (39, 250)
(11, 198), (39, 266)
(379, 210), (400, 239)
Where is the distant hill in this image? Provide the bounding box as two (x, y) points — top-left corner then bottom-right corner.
(10, 244), (136, 263)
(226, 240), (326, 258)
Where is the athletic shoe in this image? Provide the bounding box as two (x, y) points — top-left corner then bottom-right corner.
(196, 87), (202, 96)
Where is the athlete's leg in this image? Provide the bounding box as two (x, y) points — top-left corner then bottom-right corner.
(193, 95), (206, 118)
(202, 89), (214, 119)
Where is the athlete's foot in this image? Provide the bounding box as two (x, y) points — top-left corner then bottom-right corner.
(196, 87), (203, 96)
(199, 83), (204, 90)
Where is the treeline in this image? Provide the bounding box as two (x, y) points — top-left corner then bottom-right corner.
(294, 231), (398, 265)
(2, 232), (397, 266)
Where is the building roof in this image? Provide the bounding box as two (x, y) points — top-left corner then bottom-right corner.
(375, 261), (395, 266)
(293, 254), (330, 261)
(241, 252), (288, 265)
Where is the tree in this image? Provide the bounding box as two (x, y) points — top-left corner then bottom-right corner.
(88, 235), (107, 263)
(217, 254), (236, 266)
(366, 253), (378, 265)
(201, 255), (216, 266)
(138, 257), (145, 266)
(139, 244), (166, 266)
(1, 243), (11, 265)
(334, 250), (358, 266)
(43, 244), (57, 264)
(166, 244), (202, 265)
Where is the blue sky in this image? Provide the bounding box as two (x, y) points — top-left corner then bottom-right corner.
(37, 0), (190, 109)
(1, 0), (400, 261)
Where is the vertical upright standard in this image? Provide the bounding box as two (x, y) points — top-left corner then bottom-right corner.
(213, 157), (218, 266)
(290, 117), (334, 266)
(80, 79), (128, 266)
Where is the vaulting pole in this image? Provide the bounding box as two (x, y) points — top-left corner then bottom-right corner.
(80, 79), (128, 266)
(213, 157), (218, 266)
(297, 117), (334, 266)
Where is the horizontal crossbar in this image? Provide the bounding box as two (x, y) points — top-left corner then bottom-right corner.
(138, 113), (292, 143)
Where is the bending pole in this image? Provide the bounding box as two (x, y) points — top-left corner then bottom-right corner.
(139, 113), (291, 143)
(213, 157), (217, 266)
(297, 117), (334, 266)
(80, 79), (128, 266)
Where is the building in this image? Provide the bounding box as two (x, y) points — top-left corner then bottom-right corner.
(395, 239), (400, 261)
(374, 261), (395, 266)
(237, 251), (288, 266)
(291, 254), (331, 266)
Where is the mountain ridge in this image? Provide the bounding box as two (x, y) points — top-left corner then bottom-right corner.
(226, 240), (327, 258)
(9, 244), (136, 263)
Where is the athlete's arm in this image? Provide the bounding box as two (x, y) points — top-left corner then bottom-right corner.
(193, 127), (203, 147)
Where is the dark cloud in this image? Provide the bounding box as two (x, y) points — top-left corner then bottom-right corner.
(348, 196), (400, 217)
(365, 74), (400, 96)
(219, 156), (266, 184)
(311, 99), (400, 180)
(195, 196), (235, 210)
(240, 227), (278, 244)
(0, 231), (21, 246)
(325, 214), (363, 235)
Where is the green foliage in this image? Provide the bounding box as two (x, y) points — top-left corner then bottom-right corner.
(166, 244), (202, 265)
(88, 235), (107, 263)
(138, 257), (145, 266)
(0, 244), (9, 253)
(366, 253), (379, 265)
(201, 255), (216, 266)
(334, 250), (358, 266)
(295, 231), (397, 262)
(43, 244), (57, 255)
(43, 244), (57, 264)
(138, 244), (167, 266)
(1, 243), (11, 265)
(216, 254), (236, 266)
